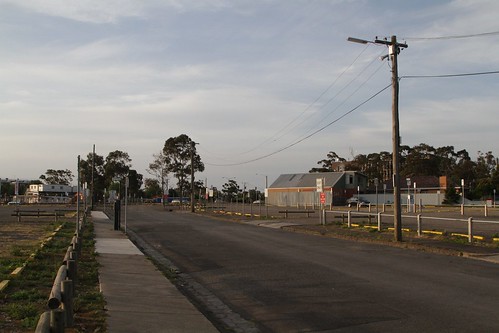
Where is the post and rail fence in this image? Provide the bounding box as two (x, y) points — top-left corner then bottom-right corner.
(324, 209), (499, 243)
(35, 209), (86, 333)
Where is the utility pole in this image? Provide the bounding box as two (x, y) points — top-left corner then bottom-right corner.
(348, 35), (408, 241)
(91, 144), (95, 210)
(76, 155), (81, 237)
(190, 141), (195, 213)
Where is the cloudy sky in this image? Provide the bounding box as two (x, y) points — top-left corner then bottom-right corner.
(1, 0), (498, 190)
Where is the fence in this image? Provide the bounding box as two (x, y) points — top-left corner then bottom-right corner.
(324, 209), (499, 243)
(35, 212), (85, 333)
(11, 209), (74, 223)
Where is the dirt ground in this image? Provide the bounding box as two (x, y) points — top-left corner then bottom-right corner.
(0, 205), (75, 261)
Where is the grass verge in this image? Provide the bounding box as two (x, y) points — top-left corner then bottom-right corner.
(0, 218), (106, 332)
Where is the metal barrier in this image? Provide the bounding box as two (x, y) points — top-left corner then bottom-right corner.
(35, 215), (84, 333)
(326, 209), (499, 243)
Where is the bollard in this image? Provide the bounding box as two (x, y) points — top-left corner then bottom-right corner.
(417, 214), (422, 237)
(484, 204), (488, 217)
(468, 217), (473, 243)
(114, 199), (121, 230)
(377, 212), (381, 231)
(347, 210), (352, 228)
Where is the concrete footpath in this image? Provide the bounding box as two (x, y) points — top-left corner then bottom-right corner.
(91, 211), (219, 333)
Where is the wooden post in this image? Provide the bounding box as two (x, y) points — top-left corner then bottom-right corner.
(50, 309), (64, 333)
(62, 279), (74, 327)
(468, 217), (473, 243)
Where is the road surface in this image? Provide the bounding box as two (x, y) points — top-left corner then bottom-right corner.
(124, 205), (499, 332)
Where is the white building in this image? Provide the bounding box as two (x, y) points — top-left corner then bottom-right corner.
(25, 184), (77, 204)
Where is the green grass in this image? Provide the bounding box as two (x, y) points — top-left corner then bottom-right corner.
(0, 218), (106, 332)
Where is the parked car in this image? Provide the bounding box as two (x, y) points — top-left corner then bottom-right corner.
(7, 201), (21, 205)
(346, 197), (370, 207)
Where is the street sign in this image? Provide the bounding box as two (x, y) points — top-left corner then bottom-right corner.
(316, 178), (324, 192)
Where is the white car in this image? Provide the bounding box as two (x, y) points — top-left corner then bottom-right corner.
(346, 197), (369, 207)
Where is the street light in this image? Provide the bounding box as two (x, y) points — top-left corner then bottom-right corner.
(348, 35), (408, 241)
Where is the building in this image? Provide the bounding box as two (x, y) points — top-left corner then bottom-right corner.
(267, 171), (368, 207)
(25, 184), (77, 204)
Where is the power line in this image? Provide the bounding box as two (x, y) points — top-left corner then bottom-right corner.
(205, 83), (391, 167)
(404, 30), (499, 41)
(266, 49), (386, 151)
(300, 58), (386, 140)
(237, 44), (372, 156)
(401, 70), (499, 79)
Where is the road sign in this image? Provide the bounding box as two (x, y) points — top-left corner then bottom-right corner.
(316, 178), (324, 192)
(320, 192), (326, 204)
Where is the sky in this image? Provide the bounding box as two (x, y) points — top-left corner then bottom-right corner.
(1, 0), (498, 190)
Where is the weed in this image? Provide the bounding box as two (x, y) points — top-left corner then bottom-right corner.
(5, 303), (39, 320)
(10, 289), (45, 302)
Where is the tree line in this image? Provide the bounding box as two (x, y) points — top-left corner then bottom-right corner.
(21, 134), (203, 203)
(310, 143), (498, 200)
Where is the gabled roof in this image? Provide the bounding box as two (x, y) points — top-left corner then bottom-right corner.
(270, 172), (346, 189)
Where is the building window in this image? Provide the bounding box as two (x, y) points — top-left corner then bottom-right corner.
(348, 175), (353, 184)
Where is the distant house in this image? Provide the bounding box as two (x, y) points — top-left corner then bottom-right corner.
(25, 184), (76, 204)
(267, 171), (368, 207)
(379, 175), (448, 194)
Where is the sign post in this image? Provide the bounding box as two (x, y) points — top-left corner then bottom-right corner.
(317, 178), (325, 225)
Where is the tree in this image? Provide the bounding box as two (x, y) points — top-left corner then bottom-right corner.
(39, 169), (73, 185)
(147, 151), (169, 203)
(443, 186), (460, 204)
(127, 169), (143, 199)
(401, 143), (439, 177)
(143, 178), (162, 198)
(162, 134), (204, 200)
(309, 151), (346, 173)
(104, 150), (132, 198)
(222, 179), (240, 201)
(79, 152), (106, 203)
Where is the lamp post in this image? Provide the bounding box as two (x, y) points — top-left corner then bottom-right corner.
(348, 35), (408, 241)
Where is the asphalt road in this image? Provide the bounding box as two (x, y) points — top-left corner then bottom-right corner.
(125, 205), (499, 333)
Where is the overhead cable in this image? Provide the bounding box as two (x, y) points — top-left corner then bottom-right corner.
(205, 83), (391, 167)
(401, 70), (499, 79)
(404, 30), (499, 41)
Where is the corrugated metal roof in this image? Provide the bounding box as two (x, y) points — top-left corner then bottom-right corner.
(270, 172), (345, 188)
